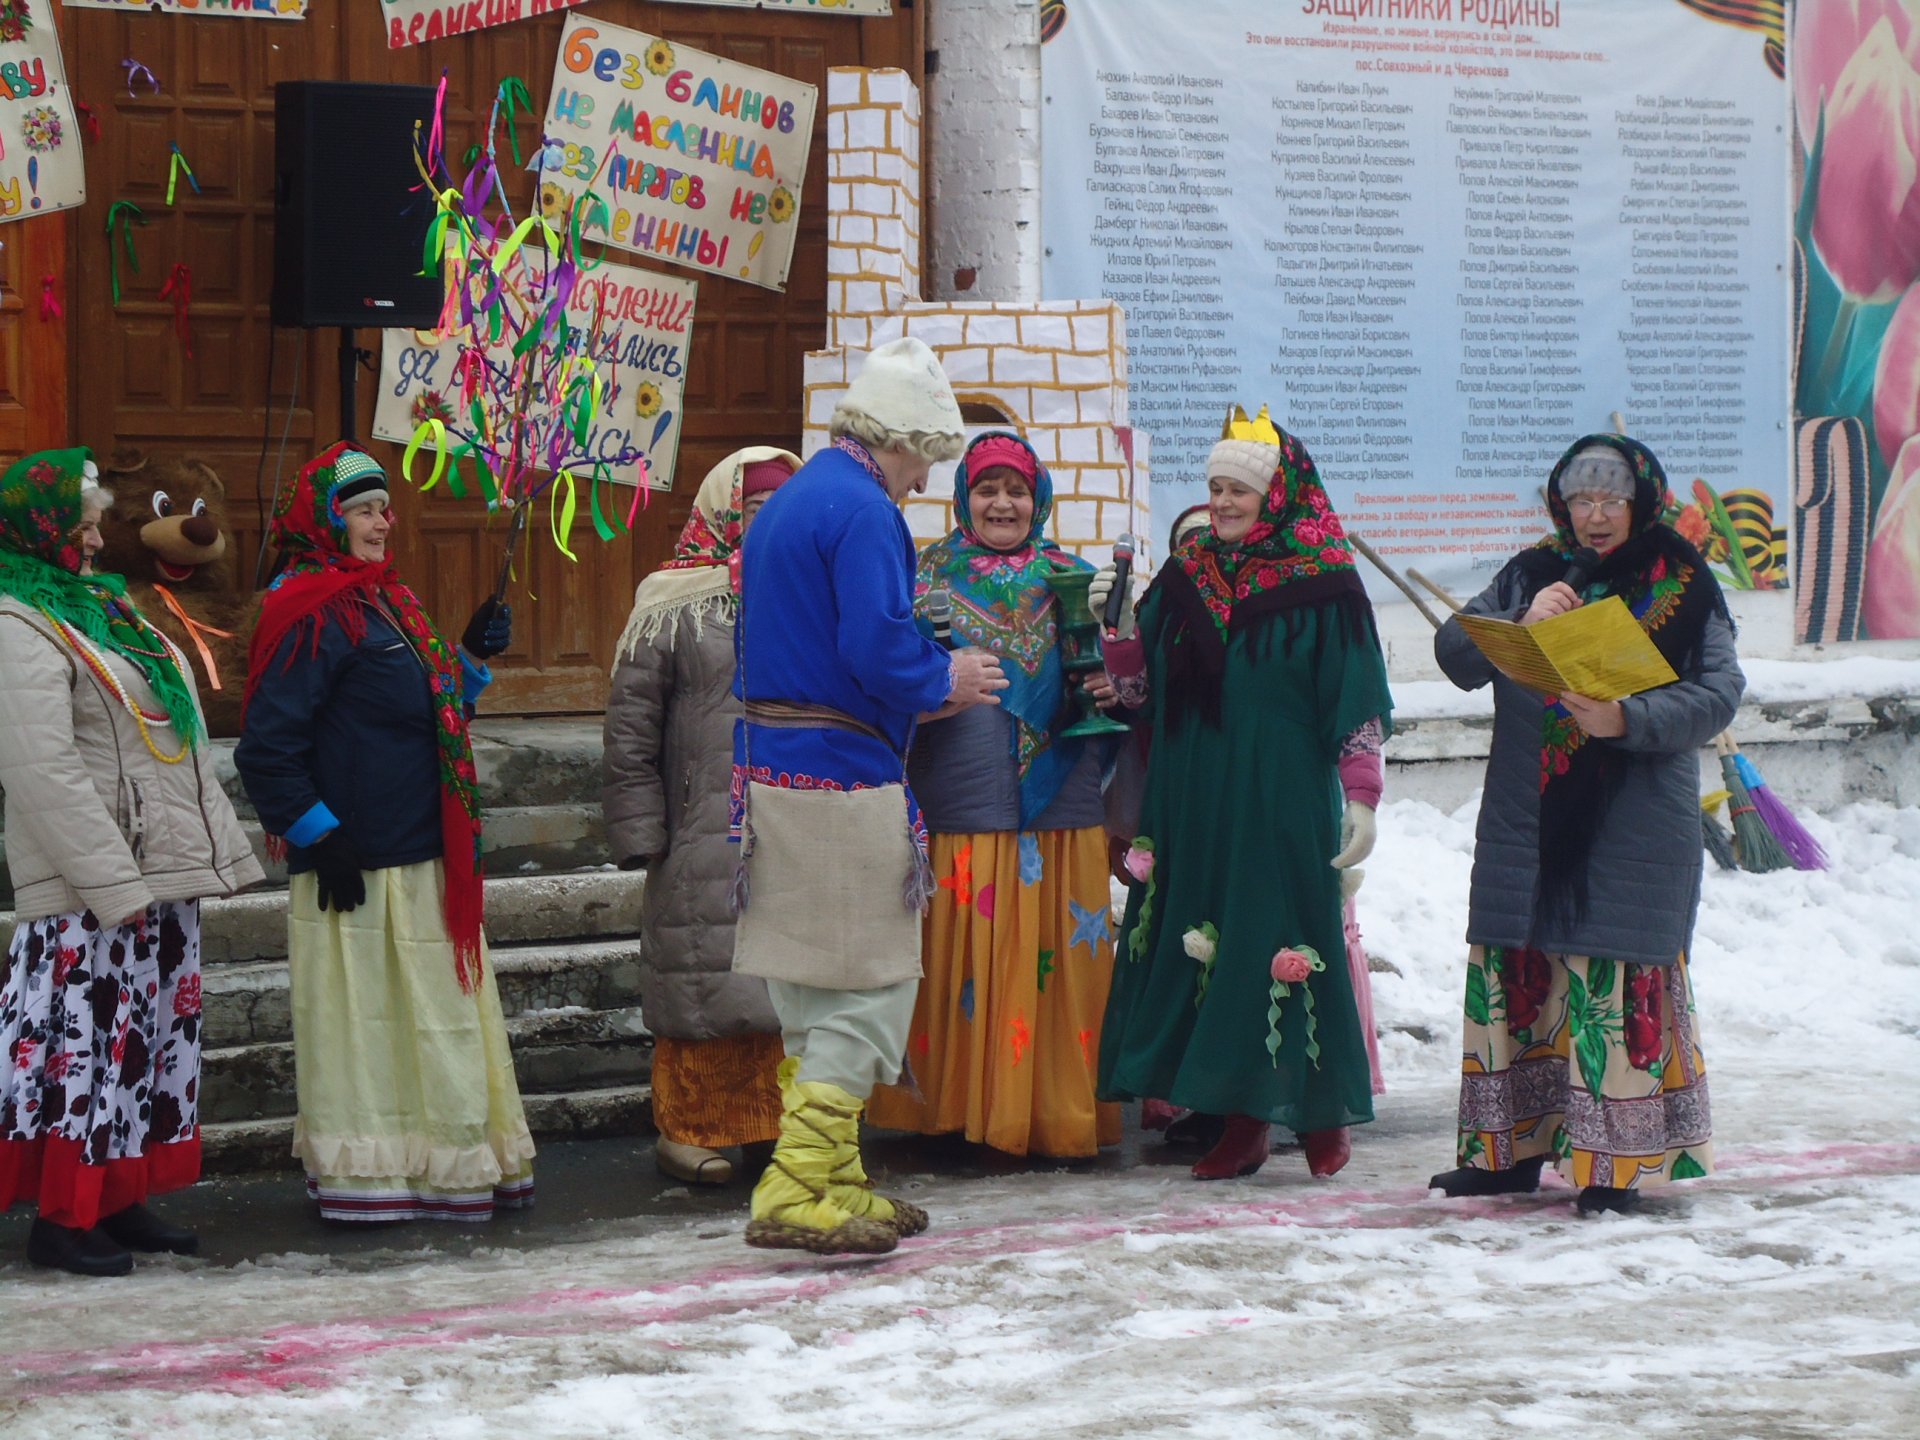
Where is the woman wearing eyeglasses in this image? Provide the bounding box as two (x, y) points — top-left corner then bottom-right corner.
(1428, 434), (1743, 1216)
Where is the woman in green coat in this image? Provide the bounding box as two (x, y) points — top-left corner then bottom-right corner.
(1096, 413), (1393, 1181)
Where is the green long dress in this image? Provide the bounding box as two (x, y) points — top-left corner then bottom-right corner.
(1097, 589), (1394, 1131)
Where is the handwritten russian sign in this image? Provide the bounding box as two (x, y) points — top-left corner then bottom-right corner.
(66, 0), (305, 18)
(381, 0), (587, 50)
(374, 250), (698, 494)
(0, 3), (83, 225)
(544, 17), (817, 291)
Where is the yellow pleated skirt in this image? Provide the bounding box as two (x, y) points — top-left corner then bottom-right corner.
(288, 860), (536, 1221)
(868, 826), (1122, 1158)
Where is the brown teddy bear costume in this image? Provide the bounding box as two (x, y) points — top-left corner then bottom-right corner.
(95, 451), (252, 736)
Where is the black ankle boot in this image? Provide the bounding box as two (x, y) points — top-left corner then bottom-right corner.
(1576, 1185), (1642, 1216)
(99, 1202), (199, 1255)
(1429, 1155), (1546, 1197)
(26, 1219), (134, 1277)
(1162, 1111), (1227, 1150)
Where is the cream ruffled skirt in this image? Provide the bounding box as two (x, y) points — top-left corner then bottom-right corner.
(288, 860), (535, 1221)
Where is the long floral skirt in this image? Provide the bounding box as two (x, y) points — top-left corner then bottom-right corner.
(868, 826), (1123, 1158)
(290, 861), (535, 1222)
(1455, 945), (1712, 1190)
(0, 900), (204, 1229)
(649, 1032), (783, 1149)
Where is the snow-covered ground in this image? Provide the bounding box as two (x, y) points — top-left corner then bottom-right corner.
(4, 799), (1918, 1439)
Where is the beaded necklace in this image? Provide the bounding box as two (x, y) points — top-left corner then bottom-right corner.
(39, 605), (191, 764)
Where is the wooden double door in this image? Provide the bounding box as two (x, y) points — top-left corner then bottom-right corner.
(37, 1), (923, 712)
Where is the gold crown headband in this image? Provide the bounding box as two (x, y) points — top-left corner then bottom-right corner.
(1220, 403), (1282, 446)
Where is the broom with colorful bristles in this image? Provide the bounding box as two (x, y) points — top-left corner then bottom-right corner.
(1700, 789), (1739, 871)
(1715, 733), (1792, 873)
(1726, 738), (1828, 871)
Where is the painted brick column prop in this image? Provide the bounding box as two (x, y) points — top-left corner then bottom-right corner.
(807, 68), (1151, 564)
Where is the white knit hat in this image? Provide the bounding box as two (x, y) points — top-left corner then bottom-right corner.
(1207, 438), (1280, 494)
(841, 336), (964, 439)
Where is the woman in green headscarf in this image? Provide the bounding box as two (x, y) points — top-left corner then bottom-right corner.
(0, 448), (262, 1277)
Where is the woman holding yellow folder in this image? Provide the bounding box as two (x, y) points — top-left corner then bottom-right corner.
(1429, 434), (1743, 1216)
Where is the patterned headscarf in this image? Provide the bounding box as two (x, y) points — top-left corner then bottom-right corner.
(1497, 432), (1728, 925)
(244, 441), (485, 990)
(0, 447), (201, 747)
(614, 445), (800, 661)
(1157, 425), (1374, 732)
(915, 430), (1091, 828)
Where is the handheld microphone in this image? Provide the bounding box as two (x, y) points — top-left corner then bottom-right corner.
(1562, 546), (1602, 594)
(1103, 532), (1135, 633)
(927, 588), (954, 649)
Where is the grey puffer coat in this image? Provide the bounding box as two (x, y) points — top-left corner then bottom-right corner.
(1436, 567), (1745, 966)
(602, 603), (777, 1042)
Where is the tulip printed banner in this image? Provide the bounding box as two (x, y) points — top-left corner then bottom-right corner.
(373, 249), (697, 493)
(544, 17), (817, 291)
(382, 0), (588, 50)
(1790, 0), (1920, 640)
(66, 0), (305, 18)
(1041, 0), (1792, 600)
(0, 3), (84, 225)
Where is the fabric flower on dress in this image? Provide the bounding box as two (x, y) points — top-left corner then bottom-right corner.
(1265, 943), (1325, 1066)
(1270, 947), (1317, 984)
(1123, 837), (1155, 884)
(1185, 922), (1220, 1008)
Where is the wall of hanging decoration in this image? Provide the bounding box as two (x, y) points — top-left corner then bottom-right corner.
(0, 0), (84, 224)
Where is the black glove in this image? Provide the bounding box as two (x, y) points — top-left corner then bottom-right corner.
(308, 829), (366, 914)
(461, 598), (512, 660)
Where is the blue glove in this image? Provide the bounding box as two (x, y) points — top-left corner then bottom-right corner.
(462, 598), (512, 659)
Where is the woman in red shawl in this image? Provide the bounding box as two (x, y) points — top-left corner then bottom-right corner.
(235, 442), (534, 1222)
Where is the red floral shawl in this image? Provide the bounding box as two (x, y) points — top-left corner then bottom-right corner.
(244, 442), (484, 991)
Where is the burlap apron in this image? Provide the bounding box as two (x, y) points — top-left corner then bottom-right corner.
(731, 701), (928, 991)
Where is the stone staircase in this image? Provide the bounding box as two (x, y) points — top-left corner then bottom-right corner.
(1, 719), (661, 1172)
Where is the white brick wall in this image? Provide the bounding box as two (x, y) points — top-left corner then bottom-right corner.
(927, 0), (1042, 303)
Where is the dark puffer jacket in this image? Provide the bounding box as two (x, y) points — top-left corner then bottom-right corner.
(1436, 566), (1744, 966)
(602, 604), (776, 1042)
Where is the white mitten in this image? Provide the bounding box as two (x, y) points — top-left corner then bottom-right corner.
(1340, 866), (1365, 901)
(1330, 802), (1376, 870)
(1086, 562), (1136, 639)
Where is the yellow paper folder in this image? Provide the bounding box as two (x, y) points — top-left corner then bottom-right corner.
(1454, 595), (1679, 701)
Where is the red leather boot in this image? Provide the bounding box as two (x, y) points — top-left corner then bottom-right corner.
(1191, 1115), (1272, 1180)
(1301, 1127), (1352, 1178)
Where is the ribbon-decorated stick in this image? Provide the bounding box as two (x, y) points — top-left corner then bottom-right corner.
(166, 144), (200, 205)
(105, 201), (145, 306)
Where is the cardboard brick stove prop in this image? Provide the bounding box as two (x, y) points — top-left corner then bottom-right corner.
(95, 450), (250, 738)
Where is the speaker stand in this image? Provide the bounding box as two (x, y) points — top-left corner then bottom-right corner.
(338, 327), (359, 442)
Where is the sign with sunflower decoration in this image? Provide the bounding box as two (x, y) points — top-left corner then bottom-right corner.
(371, 248), (696, 493)
(545, 17), (817, 291)
(0, 0), (83, 224)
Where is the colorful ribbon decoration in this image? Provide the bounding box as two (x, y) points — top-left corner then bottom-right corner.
(495, 77), (532, 168)
(166, 144), (200, 205)
(76, 102), (101, 145)
(121, 59), (160, 99)
(150, 583), (236, 691)
(38, 274), (60, 322)
(396, 73), (652, 585)
(105, 201), (145, 306)
(159, 262), (193, 358)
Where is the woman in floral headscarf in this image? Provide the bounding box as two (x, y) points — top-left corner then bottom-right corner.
(1428, 434), (1740, 1216)
(235, 441), (533, 1223)
(1096, 412), (1393, 1182)
(0, 449), (261, 1275)
(865, 431), (1122, 1158)
(603, 445), (799, 1186)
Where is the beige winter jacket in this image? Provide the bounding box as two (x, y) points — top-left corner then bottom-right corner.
(0, 597), (263, 923)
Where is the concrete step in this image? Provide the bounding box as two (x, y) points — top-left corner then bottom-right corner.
(199, 1007), (655, 1126)
(200, 1083), (657, 1174)
(202, 936), (648, 1048)
(194, 868), (645, 967)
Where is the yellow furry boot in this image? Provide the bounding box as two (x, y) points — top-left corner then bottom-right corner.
(745, 1061), (897, 1255)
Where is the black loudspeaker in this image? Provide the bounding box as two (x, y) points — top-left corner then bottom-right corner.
(271, 81), (443, 329)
